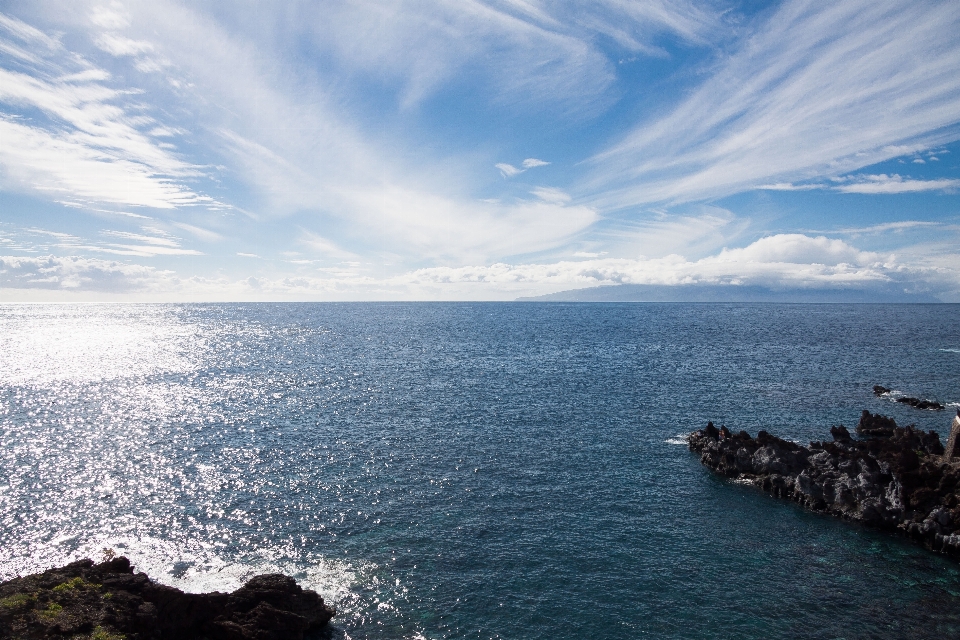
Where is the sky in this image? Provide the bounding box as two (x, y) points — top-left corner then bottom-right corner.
(1, 0), (959, 302)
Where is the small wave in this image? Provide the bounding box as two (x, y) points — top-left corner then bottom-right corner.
(940, 348), (960, 353)
(0, 534), (358, 604)
(665, 435), (688, 445)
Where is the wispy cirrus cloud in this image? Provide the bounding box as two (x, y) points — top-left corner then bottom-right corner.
(587, 0), (960, 208)
(4, 224), (202, 257)
(833, 174), (960, 194)
(496, 158), (550, 178)
(0, 12), (211, 209)
(3, 2), (958, 302)
(496, 163), (524, 178)
(832, 221), (943, 235)
(569, 0), (724, 53)
(298, 0), (724, 112)
(522, 158), (549, 168)
(51, 0), (596, 265)
(756, 173), (960, 194)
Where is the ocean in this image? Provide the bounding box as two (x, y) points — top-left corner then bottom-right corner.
(2, 302), (960, 639)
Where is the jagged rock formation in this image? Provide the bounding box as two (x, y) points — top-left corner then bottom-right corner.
(689, 411), (960, 558)
(872, 384), (944, 410)
(0, 556), (335, 639)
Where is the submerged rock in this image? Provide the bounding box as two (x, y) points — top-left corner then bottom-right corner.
(0, 556), (334, 639)
(872, 384), (944, 410)
(689, 413), (960, 558)
(896, 396), (945, 411)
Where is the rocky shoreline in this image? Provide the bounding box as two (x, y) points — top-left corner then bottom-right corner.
(0, 556), (334, 639)
(689, 410), (960, 558)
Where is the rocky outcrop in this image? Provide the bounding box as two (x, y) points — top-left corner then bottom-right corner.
(872, 384), (944, 410)
(896, 396), (945, 411)
(855, 409), (899, 437)
(0, 556), (335, 639)
(689, 412), (960, 558)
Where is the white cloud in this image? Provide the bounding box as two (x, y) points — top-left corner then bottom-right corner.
(89, 4), (129, 30)
(833, 174), (960, 194)
(290, 0), (721, 113)
(575, 0), (723, 51)
(531, 186), (570, 204)
(297, 0), (619, 112)
(497, 158), (550, 178)
(94, 32), (153, 56)
(171, 222), (222, 243)
(101, 230), (180, 247)
(1, 223), (204, 258)
(401, 234), (912, 292)
(0, 254), (177, 291)
(0, 20), (212, 209)
(59, 68), (110, 82)
(521, 158), (549, 168)
(334, 184), (598, 263)
(79, 243), (203, 257)
(712, 234), (877, 267)
(3, 232), (957, 301)
(299, 231), (358, 262)
(755, 182), (822, 191)
(0, 12), (59, 50)
(496, 162), (523, 178)
(754, 173), (960, 194)
(590, 206), (748, 262)
(587, 0), (960, 208)
(833, 221), (941, 235)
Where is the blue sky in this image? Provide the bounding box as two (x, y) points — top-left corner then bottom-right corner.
(1, 0), (959, 301)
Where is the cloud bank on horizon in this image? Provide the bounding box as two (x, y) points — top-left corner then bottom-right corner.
(0, 0), (959, 301)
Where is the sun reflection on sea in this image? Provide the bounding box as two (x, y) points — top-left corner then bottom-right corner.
(0, 304), (389, 634)
(0, 304), (205, 386)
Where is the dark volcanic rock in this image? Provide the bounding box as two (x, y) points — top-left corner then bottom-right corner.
(896, 396), (945, 411)
(872, 384), (944, 410)
(0, 556), (334, 639)
(830, 425), (852, 443)
(856, 409), (898, 436)
(689, 412), (960, 558)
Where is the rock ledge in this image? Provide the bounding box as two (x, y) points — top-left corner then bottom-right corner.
(0, 556), (334, 639)
(689, 411), (960, 558)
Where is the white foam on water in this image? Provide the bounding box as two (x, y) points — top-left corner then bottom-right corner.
(0, 532), (429, 637)
(940, 348), (960, 354)
(0, 534), (358, 606)
(665, 435), (689, 445)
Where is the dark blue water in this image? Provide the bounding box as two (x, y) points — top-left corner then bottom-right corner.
(2, 303), (960, 639)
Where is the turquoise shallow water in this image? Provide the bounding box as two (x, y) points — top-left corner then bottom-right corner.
(2, 302), (960, 639)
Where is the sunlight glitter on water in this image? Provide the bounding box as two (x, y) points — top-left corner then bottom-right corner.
(0, 304), (423, 637)
(0, 305), (205, 386)
(4, 303), (960, 639)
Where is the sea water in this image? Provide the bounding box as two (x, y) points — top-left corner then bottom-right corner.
(2, 302), (960, 639)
